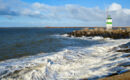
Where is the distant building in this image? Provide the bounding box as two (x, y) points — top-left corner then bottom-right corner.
(106, 15), (112, 30)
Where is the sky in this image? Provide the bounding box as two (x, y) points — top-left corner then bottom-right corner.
(0, 0), (130, 27)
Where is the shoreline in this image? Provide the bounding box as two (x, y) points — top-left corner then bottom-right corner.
(81, 71), (130, 80)
(69, 29), (130, 80)
(99, 71), (130, 80)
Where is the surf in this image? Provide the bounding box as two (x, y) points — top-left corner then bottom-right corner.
(0, 36), (130, 80)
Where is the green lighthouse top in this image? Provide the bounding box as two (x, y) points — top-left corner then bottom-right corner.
(107, 15), (112, 19)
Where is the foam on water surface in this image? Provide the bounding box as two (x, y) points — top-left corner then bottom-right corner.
(0, 36), (130, 80)
(59, 34), (112, 41)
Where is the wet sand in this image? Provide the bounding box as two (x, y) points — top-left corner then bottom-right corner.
(99, 71), (130, 80)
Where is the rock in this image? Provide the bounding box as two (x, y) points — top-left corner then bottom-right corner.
(117, 49), (130, 53)
(67, 27), (130, 39)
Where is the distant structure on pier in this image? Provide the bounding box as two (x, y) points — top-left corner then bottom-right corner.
(106, 15), (112, 30)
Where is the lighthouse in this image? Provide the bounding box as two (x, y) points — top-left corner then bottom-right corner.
(106, 15), (112, 30)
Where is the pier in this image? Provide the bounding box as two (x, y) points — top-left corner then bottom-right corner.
(67, 27), (130, 39)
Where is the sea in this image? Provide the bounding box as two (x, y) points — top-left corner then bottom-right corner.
(0, 28), (130, 80)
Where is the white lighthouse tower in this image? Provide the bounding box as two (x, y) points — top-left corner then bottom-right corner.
(106, 15), (112, 30)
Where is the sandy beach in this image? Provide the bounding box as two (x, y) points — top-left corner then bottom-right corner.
(99, 71), (130, 80)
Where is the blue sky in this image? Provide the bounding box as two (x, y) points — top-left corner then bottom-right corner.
(0, 0), (130, 27)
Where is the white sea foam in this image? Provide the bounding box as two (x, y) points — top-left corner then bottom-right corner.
(0, 37), (130, 80)
(61, 34), (69, 37)
(59, 34), (112, 41)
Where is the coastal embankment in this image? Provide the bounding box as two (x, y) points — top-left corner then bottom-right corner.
(67, 27), (130, 39)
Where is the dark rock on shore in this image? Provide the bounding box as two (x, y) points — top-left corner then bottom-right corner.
(119, 42), (130, 48)
(116, 42), (130, 53)
(117, 49), (130, 53)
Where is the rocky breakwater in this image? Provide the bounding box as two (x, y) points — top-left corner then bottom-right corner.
(67, 27), (130, 39)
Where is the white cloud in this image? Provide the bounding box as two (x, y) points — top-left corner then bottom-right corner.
(123, 9), (130, 15)
(108, 3), (122, 11)
(108, 3), (130, 26)
(31, 3), (105, 21)
(0, 0), (130, 27)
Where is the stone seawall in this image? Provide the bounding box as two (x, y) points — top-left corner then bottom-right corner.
(67, 27), (130, 39)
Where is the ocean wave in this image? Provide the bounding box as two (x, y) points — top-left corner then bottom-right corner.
(0, 37), (130, 80)
(59, 34), (112, 41)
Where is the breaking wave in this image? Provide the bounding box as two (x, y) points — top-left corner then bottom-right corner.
(0, 35), (130, 80)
